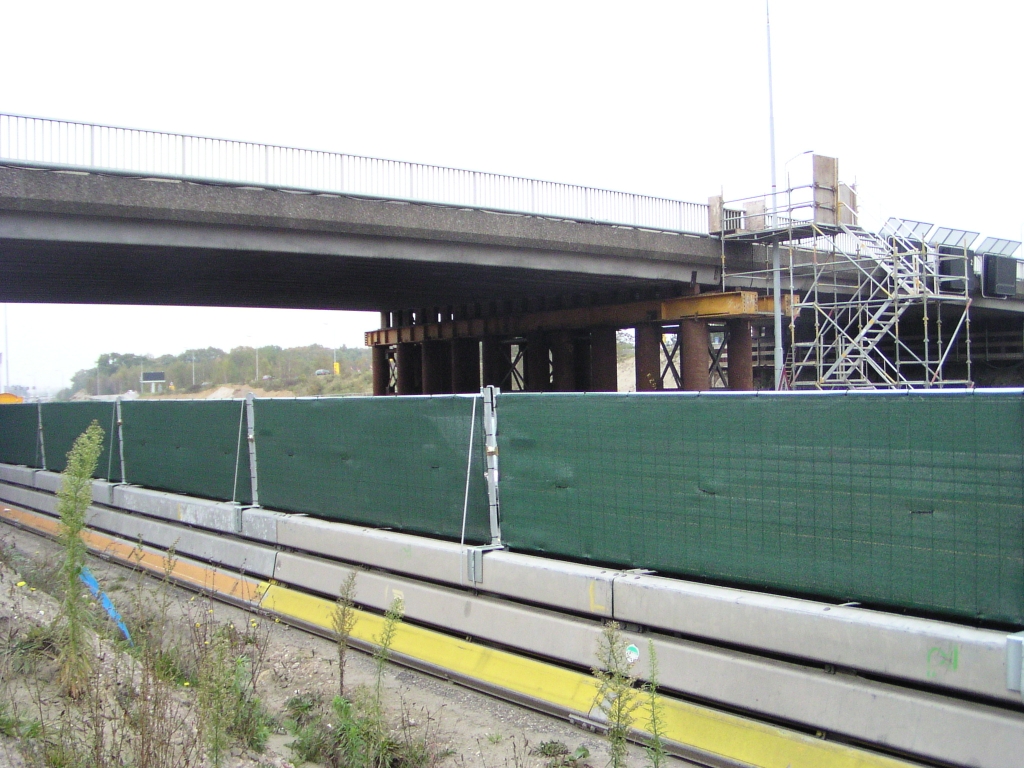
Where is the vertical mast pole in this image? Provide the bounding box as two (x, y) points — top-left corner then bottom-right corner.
(767, 1), (784, 389)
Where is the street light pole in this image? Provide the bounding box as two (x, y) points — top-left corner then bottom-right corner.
(766, 0), (784, 390)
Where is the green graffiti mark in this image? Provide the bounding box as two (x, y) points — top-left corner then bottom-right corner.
(926, 645), (959, 678)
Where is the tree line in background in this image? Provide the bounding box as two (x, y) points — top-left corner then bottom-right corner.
(58, 345), (373, 400)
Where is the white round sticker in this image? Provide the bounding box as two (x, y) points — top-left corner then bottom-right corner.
(625, 644), (640, 665)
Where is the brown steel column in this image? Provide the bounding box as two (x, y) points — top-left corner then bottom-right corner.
(451, 338), (480, 393)
(396, 343), (419, 395)
(635, 324), (662, 391)
(680, 319), (711, 391)
(550, 331), (576, 391)
(726, 319), (754, 391)
(421, 341), (447, 394)
(371, 346), (389, 396)
(590, 327), (618, 392)
(482, 338), (510, 387)
(525, 333), (550, 392)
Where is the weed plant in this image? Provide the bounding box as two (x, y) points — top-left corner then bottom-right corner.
(592, 622), (641, 768)
(54, 420), (104, 698)
(641, 639), (667, 768)
(331, 570), (359, 697)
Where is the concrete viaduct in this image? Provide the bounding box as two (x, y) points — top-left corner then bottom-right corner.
(0, 161), (777, 395)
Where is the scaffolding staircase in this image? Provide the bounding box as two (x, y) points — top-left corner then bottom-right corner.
(787, 218), (972, 389)
(715, 155), (973, 389)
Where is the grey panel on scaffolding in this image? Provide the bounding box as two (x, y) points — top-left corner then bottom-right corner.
(0, 464), (38, 488)
(272, 550), (1024, 768)
(0, 482), (58, 515)
(84, 505), (276, 578)
(613, 572), (1014, 705)
(112, 485), (241, 534)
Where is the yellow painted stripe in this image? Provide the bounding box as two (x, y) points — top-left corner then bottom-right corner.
(260, 584), (600, 714)
(259, 584), (911, 768)
(0, 504), (268, 605)
(1, 503), (912, 768)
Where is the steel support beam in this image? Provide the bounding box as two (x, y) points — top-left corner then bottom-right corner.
(727, 318), (754, 391)
(589, 327), (618, 392)
(635, 324), (662, 391)
(680, 319), (710, 391)
(366, 291), (790, 347)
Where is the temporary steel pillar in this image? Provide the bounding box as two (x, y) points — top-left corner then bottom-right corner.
(372, 345), (389, 396)
(451, 338), (480, 394)
(726, 318), (754, 391)
(422, 341), (448, 394)
(635, 324), (661, 391)
(396, 343), (419, 395)
(482, 338), (510, 387)
(550, 331), (576, 391)
(590, 327), (618, 392)
(525, 333), (549, 392)
(680, 319), (710, 391)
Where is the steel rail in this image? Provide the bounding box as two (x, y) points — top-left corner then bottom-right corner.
(0, 113), (710, 235)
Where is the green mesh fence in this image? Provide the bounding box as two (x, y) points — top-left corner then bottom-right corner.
(254, 396), (490, 542)
(40, 402), (121, 479)
(6, 392), (1023, 625)
(497, 391), (1024, 625)
(0, 404), (41, 467)
(120, 400), (251, 504)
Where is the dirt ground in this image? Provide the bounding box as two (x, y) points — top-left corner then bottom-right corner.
(0, 524), (667, 768)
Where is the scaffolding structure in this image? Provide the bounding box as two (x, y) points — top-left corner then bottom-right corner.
(717, 155), (973, 389)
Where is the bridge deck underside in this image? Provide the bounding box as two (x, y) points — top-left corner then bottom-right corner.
(0, 238), (682, 311)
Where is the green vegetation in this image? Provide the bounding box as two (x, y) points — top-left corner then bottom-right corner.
(591, 621), (641, 768)
(54, 421), (104, 698)
(532, 740), (592, 767)
(641, 640), (667, 768)
(59, 344), (373, 399)
(331, 570), (360, 698)
(287, 594), (449, 767)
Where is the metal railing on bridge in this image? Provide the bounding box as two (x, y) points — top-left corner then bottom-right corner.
(0, 113), (709, 235)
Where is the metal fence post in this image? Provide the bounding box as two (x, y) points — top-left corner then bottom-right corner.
(116, 398), (126, 483)
(482, 386), (501, 546)
(36, 402), (46, 471)
(245, 393), (260, 507)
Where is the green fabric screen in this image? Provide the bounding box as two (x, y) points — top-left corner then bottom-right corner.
(254, 396), (490, 543)
(40, 402), (121, 479)
(497, 391), (1024, 625)
(120, 400), (251, 504)
(0, 404), (41, 467)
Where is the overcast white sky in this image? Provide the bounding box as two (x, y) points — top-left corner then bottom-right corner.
(1, 0), (1022, 391)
